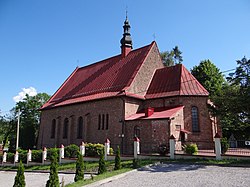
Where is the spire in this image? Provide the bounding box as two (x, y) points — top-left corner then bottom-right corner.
(120, 12), (132, 57)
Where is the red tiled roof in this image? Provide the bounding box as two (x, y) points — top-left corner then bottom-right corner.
(145, 64), (209, 99)
(125, 106), (184, 121)
(41, 42), (155, 109)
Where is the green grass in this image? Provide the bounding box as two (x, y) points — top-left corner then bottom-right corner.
(66, 167), (133, 187)
(1, 158), (250, 187)
(65, 159), (158, 187)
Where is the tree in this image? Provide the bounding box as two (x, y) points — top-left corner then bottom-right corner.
(227, 56), (250, 120)
(114, 146), (121, 170)
(46, 149), (59, 187)
(0, 111), (17, 151)
(98, 149), (106, 174)
(15, 93), (50, 149)
(13, 161), (25, 187)
(161, 46), (183, 66)
(212, 57), (250, 139)
(191, 60), (225, 97)
(74, 152), (84, 182)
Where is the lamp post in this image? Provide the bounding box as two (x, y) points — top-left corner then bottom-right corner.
(16, 109), (20, 151)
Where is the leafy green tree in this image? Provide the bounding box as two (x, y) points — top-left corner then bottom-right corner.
(46, 149), (59, 187)
(227, 56), (250, 121)
(13, 161), (25, 187)
(74, 152), (84, 182)
(114, 146), (121, 170)
(0, 111), (17, 151)
(161, 46), (183, 66)
(98, 149), (106, 174)
(212, 57), (250, 139)
(191, 60), (225, 97)
(15, 93), (50, 149)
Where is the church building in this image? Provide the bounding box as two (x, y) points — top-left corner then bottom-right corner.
(38, 16), (220, 154)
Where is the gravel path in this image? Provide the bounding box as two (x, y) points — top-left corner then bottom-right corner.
(87, 163), (250, 187)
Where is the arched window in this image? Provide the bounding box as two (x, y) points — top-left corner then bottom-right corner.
(106, 114), (109, 130)
(77, 117), (83, 139)
(51, 119), (56, 139)
(102, 114), (105, 130)
(134, 125), (140, 138)
(191, 106), (199, 132)
(98, 114), (101, 130)
(63, 118), (69, 139)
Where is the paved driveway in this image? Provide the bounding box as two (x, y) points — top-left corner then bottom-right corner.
(87, 163), (250, 187)
(0, 171), (82, 187)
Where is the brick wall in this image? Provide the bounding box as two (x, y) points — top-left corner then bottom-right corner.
(124, 119), (170, 154)
(127, 43), (164, 96)
(144, 96), (217, 149)
(38, 97), (124, 149)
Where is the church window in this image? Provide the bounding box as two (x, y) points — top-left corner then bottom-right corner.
(134, 125), (140, 138)
(98, 115), (101, 130)
(106, 114), (109, 130)
(191, 106), (199, 132)
(102, 114), (105, 130)
(63, 118), (69, 139)
(51, 119), (56, 139)
(77, 116), (83, 139)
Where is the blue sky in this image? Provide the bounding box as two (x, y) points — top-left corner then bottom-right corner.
(0, 0), (250, 113)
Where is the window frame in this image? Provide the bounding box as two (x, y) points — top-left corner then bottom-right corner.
(191, 106), (200, 132)
(77, 116), (83, 139)
(51, 119), (56, 139)
(63, 118), (69, 139)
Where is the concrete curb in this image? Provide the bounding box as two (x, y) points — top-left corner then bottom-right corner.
(84, 169), (137, 187)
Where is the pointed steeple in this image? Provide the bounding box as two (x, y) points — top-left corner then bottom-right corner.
(120, 13), (132, 57)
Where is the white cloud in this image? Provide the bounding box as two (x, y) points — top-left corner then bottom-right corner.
(13, 87), (38, 102)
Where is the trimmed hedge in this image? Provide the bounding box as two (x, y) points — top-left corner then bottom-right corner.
(65, 144), (79, 158)
(183, 143), (198, 155)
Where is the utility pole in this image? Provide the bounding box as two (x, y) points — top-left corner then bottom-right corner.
(16, 109), (20, 151)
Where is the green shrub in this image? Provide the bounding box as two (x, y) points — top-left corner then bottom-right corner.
(114, 146), (121, 170)
(47, 148), (59, 160)
(18, 150), (27, 163)
(32, 150), (43, 162)
(65, 144), (79, 158)
(13, 161), (25, 187)
(7, 152), (14, 162)
(98, 149), (106, 174)
(158, 144), (169, 155)
(74, 152), (84, 182)
(85, 143), (105, 157)
(132, 159), (141, 169)
(109, 147), (114, 155)
(183, 143), (198, 155)
(46, 149), (59, 187)
(221, 137), (229, 154)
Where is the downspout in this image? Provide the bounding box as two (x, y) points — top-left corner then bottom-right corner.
(120, 96), (126, 154)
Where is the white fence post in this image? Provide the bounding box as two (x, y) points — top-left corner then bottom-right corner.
(42, 147), (47, 164)
(59, 144), (64, 164)
(104, 139), (110, 161)
(2, 152), (7, 165)
(80, 142), (85, 156)
(169, 135), (176, 160)
(134, 137), (140, 159)
(14, 151), (18, 166)
(27, 149), (32, 166)
(214, 133), (222, 160)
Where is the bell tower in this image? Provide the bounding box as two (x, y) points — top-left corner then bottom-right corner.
(120, 13), (132, 58)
